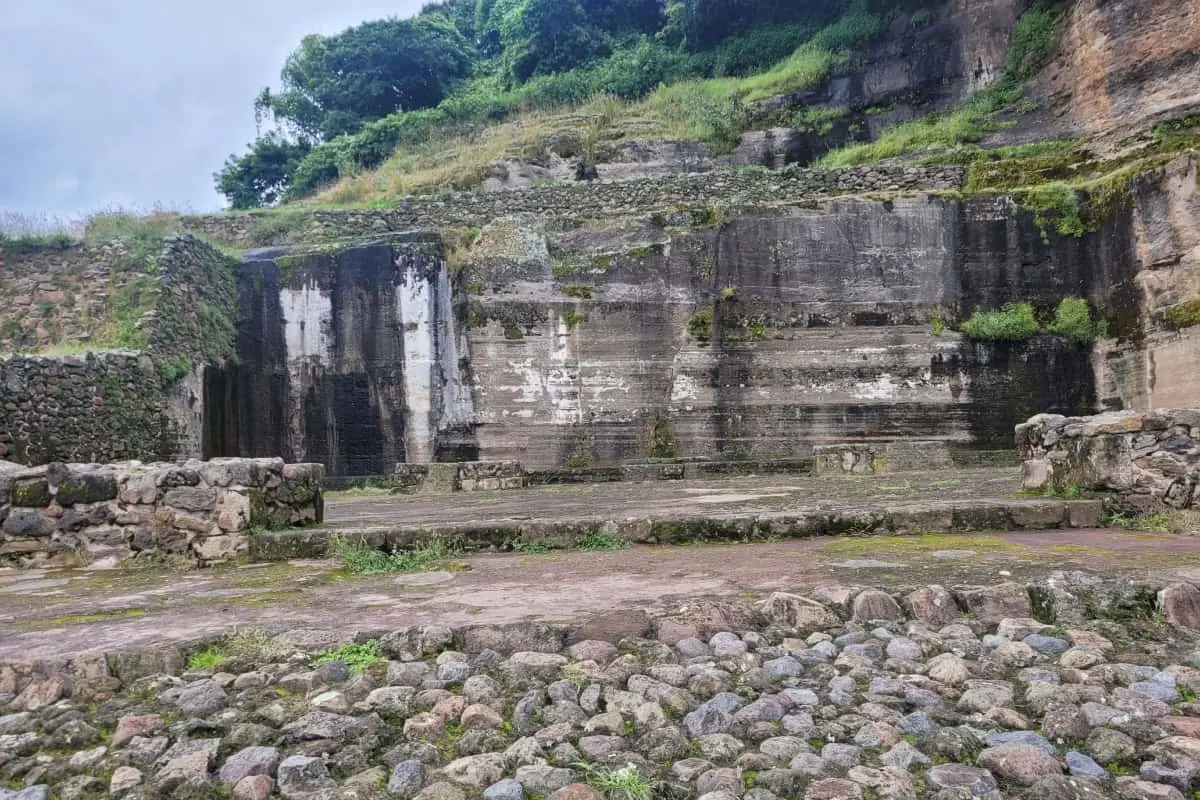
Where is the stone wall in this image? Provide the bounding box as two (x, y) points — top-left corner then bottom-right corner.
(0, 458), (324, 567)
(812, 441), (954, 476)
(0, 352), (177, 465)
(0, 235), (239, 467)
(181, 165), (965, 247)
(1017, 408), (1200, 511)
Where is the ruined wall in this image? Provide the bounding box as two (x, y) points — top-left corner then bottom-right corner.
(0, 458), (323, 567)
(205, 233), (476, 476)
(1018, 408), (1200, 512)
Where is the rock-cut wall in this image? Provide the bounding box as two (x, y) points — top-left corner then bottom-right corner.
(203, 233), (476, 475)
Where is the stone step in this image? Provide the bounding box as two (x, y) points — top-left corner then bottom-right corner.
(250, 498), (1102, 561)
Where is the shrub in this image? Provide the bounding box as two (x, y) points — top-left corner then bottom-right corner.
(1048, 297), (1103, 343)
(959, 303), (1040, 341)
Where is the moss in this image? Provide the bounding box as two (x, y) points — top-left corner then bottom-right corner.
(1019, 181), (1091, 238)
(1164, 300), (1200, 330)
(20, 608), (147, 630)
(503, 323), (524, 340)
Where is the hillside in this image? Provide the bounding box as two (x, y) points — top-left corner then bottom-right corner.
(213, 0), (1200, 212)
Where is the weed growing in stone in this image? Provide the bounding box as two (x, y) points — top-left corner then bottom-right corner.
(578, 532), (630, 551)
(186, 647), (229, 671)
(576, 762), (655, 800)
(330, 535), (462, 574)
(314, 640), (384, 674)
(1101, 509), (1200, 533)
(507, 538), (556, 554)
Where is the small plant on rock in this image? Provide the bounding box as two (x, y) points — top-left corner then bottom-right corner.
(314, 640), (384, 674)
(329, 534), (462, 574)
(576, 762), (655, 800)
(187, 647), (229, 671)
(578, 532), (630, 551)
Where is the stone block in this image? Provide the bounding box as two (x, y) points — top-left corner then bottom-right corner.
(215, 490), (251, 533)
(163, 487), (218, 513)
(55, 468), (118, 506)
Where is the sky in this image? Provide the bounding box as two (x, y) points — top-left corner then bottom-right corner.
(0, 0), (425, 222)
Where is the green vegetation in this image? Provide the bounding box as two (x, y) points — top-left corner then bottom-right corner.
(0, 231), (75, 254)
(1164, 299), (1200, 330)
(562, 309), (587, 330)
(187, 647), (230, 671)
(329, 534), (463, 574)
(958, 302), (1040, 341)
(820, 7), (1061, 167)
(579, 531), (630, 551)
(215, 0), (889, 206)
(562, 284), (595, 300)
(1047, 297), (1104, 343)
(314, 640), (385, 673)
(687, 305), (714, 344)
(1103, 509), (1200, 534)
(577, 763), (656, 800)
(959, 298), (1103, 344)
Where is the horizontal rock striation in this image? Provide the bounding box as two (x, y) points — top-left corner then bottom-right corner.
(1018, 408), (1200, 511)
(0, 458), (324, 567)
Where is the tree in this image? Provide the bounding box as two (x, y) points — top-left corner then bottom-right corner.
(499, 0), (609, 82)
(213, 134), (311, 209)
(258, 13), (476, 140)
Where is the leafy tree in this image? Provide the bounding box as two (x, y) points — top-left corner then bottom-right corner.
(499, 0), (609, 82)
(213, 134), (311, 209)
(258, 13), (475, 139)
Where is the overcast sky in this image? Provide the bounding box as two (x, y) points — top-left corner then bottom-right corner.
(1, 0), (425, 222)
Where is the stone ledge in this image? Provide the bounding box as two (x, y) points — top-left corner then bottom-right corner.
(250, 498), (1102, 561)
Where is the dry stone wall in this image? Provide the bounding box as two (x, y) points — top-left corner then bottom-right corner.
(0, 457), (324, 567)
(1018, 408), (1200, 511)
(181, 165), (965, 247)
(0, 352), (176, 465)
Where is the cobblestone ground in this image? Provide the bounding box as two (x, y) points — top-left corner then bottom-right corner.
(6, 575), (1200, 800)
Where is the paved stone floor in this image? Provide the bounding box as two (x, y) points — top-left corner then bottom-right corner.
(323, 470), (1022, 529)
(4, 525), (1200, 663)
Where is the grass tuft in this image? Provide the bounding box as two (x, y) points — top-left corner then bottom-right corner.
(314, 640), (385, 674)
(329, 534), (462, 574)
(578, 532), (630, 551)
(187, 647), (229, 672)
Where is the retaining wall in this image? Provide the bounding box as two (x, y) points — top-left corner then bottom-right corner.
(1017, 408), (1200, 511)
(0, 458), (324, 567)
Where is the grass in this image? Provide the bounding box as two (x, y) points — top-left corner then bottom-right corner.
(576, 763), (656, 800)
(187, 647), (229, 671)
(1104, 510), (1200, 534)
(578, 532), (630, 551)
(314, 640), (385, 674)
(329, 534), (463, 574)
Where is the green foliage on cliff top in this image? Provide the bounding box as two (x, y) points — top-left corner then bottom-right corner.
(1164, 300), (1200, 330)
(216, 0), (889, 207)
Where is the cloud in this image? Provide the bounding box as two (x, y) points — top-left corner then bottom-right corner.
(0, 0), (424, 219)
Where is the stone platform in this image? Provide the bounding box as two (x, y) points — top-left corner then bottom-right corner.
(255, 468), (1098, 560)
